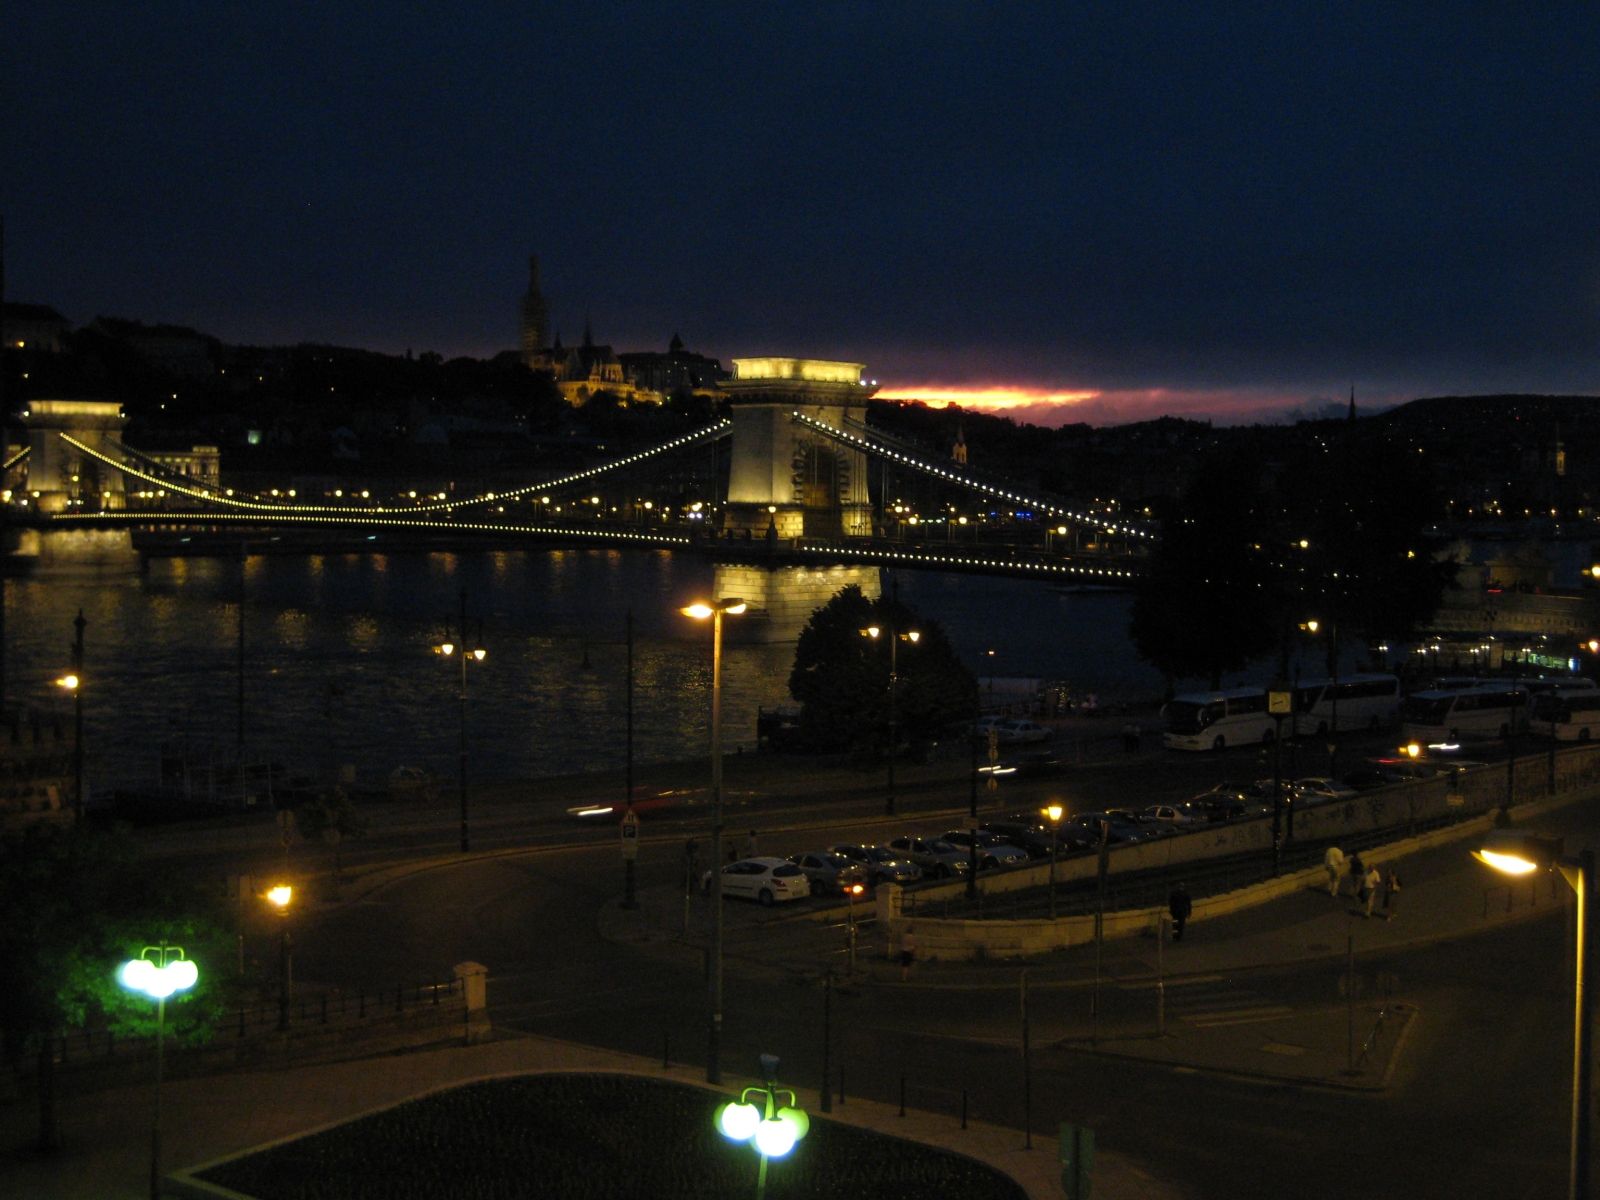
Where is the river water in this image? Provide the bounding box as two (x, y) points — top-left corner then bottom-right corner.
(11, 549), (1162, 796)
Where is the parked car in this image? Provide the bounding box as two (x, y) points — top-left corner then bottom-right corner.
(997, 719), (1051, 745)
(1140, 803), (1205, 829)
(979, 819), (1054, 859)
(827, 844), (922, 885)
(1342, 767), (1409, 791)
(1187, 794), (1246, 822)
(1067, 812), (1146, 843)
(940, 830), (1030, 869)
(713, 858), (811, 906)
(884, 835), (973, 878)
(1106, 807), (1173, 836)
(788, 851), (870, 896)
(1293, 777), (1360, 803)
(967, 715), (1009, 742)
(1010, 754), (1068, 778)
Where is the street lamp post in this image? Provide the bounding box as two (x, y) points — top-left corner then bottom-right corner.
(1474, 831), (1593, 1200)
(683, 596), (747, 1085)
(118, 944), (198, 1200)
(437, 587), (486, 854)
(266, 884), (292, 1030)
(716, 1054), (810, 1200)
(861, 622), (919, 816)
(1268, 682), (1293, 874)
(1046, 803), (1063, 919)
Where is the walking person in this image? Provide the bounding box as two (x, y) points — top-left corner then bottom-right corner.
(1383, 867), (1401, 919)
(1347, 852), (1364, 900)
(1323, 845), (1346, 898)
(1362, 864), (1382, 918)
(1168, 882), (1193, 942)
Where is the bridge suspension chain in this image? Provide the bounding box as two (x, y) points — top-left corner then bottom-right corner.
(60, 419), (731, 517)
(788, 411), (1153, 540)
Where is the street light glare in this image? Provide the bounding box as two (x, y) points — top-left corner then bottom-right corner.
(718, 1101), (761, 1141)
(267, 885), (292, 908)
(906, 630), (920, 642)
(439, 642), (456, 656)
(723, 601), (747, 615)
(754, 1117), (798, 1158)
(1475, 847), (1540, 875)
(683, 603), (714, 619)
(472, 648), (486, 661)
(56, 674), (79, 690)
(1046, 804), (1063, 822)
(863, 625), (881, 638)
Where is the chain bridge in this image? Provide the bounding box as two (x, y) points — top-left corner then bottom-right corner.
(8, 363), (1150, 637)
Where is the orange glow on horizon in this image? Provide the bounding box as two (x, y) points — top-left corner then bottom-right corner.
(874, 386), (1100, 411)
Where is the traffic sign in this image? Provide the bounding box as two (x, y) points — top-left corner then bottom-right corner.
(1268, 689), (1292, 716)
(621, 809), (639, 859)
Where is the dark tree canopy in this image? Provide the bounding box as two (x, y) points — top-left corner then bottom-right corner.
(1130, 434), (1456, 688)
(0, 823), (233, 1150)
(789, 586), (977, 754)
(1129, 456), (1282, 690)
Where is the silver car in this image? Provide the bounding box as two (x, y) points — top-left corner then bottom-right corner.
(789, 851), (870, 896)
(884, 835), (973, 879)
(940, 829), (1030, 869)
(827, 844), (922, 885)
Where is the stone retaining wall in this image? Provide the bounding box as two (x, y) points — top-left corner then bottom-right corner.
(879, 740), (1599, 961)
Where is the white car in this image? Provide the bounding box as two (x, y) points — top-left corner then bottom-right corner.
(1294, 777), (1359, 803)
(717, 858), (811, 906)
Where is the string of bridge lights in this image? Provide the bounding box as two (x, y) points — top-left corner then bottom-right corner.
(59, 420), (733, 516)
(788, 411), (1152, 539)
(2, 446), (30, 472)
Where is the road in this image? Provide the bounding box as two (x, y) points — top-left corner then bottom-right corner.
(281, 774), (1586, 1200)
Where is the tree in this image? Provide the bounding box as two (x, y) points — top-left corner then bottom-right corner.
(789, 586), (977, 754)
(0, 823), (232, 1152)
(1129, 456), (1282, 689)
(1276, 437), (1457, 667)
(293, 786), (367, 880)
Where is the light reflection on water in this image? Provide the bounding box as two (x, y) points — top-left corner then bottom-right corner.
(10, 551), (1159, 793)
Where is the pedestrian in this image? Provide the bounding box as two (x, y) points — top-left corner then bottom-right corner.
(741, 830), (759, 859)
(1347, 853), (1364, 900)
(1323, 845), (1346, 898)
(1362, 864), (1382, 918)
(1168, 882), (1193, 942)
(1383, 868), (1401, 919)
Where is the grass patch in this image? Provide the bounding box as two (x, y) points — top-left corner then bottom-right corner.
(198, 1073), (1026, 1200)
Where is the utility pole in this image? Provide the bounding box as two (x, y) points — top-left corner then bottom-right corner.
(238, 540), (246, 792)
(457, 585), (469, 854)
(72, 609), (85, 816)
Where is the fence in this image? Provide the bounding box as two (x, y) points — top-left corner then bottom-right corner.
(17, 976), (469, 1098)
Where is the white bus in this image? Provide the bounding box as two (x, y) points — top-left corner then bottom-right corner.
(1530, 689), (1600, 741)
(1401, 683), (1528, 744)
(1295, 674), (1402, 734)
(1163, 688), (1275, 752)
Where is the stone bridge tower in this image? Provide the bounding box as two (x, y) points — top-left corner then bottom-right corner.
(19, 400), (127, 514)
(716, 358), (881, 640)
(721, 358), (875, 539)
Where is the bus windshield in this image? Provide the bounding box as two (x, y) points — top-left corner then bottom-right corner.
(1166, 700), (1224, 734)
(1403, 696), (1453, 726)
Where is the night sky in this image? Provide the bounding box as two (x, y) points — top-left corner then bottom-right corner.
(5, 4), (1600, 424)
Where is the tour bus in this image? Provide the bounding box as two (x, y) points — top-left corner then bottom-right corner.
(1294, 674), (1403, 734)
(1400, 683), (1529, 744)
(1530, 687), (1600, 741)
(1163, 688), (1275, 752)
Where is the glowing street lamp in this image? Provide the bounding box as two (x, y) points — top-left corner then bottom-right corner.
(1474, 830), (1593, 1199)
(860, 622), (919, 816)
(682, 597), (746, 1084)
(716, 1055), (810, 1200)
(437, 588), (487, 853)
(1045, 803), (1064, 919)
(266, 883), (293, 1031)
(118, 944), (198, 1200)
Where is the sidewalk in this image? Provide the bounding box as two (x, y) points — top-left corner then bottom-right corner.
(2, 1031), (1184, 1200)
